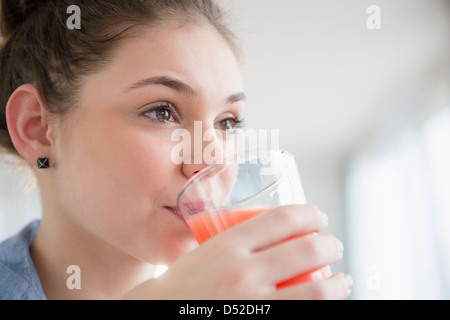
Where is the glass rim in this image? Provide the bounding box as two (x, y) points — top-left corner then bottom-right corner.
(176, 148), (295, 210)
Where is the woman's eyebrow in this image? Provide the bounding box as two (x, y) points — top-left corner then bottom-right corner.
(125, 75), (246, 103)
(125, 76), (196, 96)
(227, 92), (246, 104)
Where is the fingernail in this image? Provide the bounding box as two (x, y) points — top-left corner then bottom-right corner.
(337, 240), (344, 254)
(321, 211), (328, 224)
(345, 275), (353, 291)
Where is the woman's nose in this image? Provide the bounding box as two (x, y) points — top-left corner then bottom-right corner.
(181, 162), (210, 179)
(179, 121), (225, 179)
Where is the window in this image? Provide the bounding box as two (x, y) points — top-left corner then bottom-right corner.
(345, 106), (450, 299)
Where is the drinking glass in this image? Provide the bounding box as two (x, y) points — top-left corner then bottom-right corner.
(177, 149), (331, 289)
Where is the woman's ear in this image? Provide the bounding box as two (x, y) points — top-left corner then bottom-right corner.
(6, 84), (54, 167)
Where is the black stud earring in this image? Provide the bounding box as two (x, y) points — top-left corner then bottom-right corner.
(37, 158), (50, 169)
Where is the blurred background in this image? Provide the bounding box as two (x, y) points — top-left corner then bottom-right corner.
(1, 0), (449, 299)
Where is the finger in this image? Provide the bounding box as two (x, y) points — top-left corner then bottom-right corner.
(224, 204), (328, 252)
(254, 233), (343, 285)
(267, 272), (353, 300)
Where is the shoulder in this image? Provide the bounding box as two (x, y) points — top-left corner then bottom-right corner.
(0, 220), (46, 300)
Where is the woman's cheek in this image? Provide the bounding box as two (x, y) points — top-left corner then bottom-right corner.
(124, 136), (177, 177)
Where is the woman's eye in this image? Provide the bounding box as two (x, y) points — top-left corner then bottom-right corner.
(154, 108), (172, 121)
(144, 105), (176, 123)
(215, 118), (241, 133)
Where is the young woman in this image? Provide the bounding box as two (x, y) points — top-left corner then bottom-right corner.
(0, 0), (352, 299)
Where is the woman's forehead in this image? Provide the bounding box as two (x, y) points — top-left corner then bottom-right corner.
(84, 23), (243, 100)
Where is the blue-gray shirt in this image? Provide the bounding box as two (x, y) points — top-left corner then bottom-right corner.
(0, 220), (47, 300)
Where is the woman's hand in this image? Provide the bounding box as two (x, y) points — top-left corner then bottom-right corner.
(123, 204), (352, 300)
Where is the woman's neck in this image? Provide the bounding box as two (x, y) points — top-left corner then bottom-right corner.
(29, 214), (157, 300)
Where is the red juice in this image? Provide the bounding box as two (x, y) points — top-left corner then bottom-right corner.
(186, 206), (331, 289)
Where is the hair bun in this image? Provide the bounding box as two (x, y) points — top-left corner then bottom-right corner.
(1, 0), (46, 39)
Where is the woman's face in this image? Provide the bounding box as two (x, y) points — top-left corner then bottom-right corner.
(51, 21), (245, 265)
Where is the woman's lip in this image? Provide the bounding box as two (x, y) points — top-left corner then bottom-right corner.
(183, 201), (211, 214)
(164, 206), (187, 224)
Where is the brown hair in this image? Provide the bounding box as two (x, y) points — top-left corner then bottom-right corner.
(0, 0), (240, 158)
